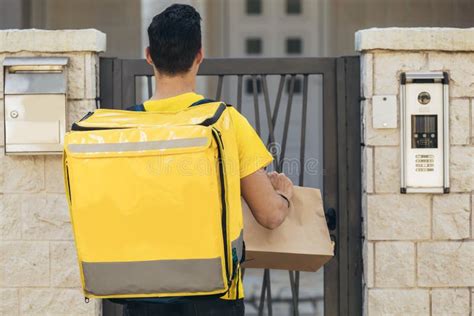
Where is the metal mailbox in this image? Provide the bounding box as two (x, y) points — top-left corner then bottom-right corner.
(400, 71), (449, 193)
(3, 57), (68, 154)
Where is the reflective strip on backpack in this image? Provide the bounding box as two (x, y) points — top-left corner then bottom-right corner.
(82, 258), (225, 295)
(231, 230), (244, 263)
(68, 137), (208, 153)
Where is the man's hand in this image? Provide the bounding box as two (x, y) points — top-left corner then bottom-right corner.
(241, 169), (294, 230)
(267, 171), (293, 201)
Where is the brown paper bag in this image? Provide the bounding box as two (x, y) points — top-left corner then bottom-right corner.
(241, 186), (334, 272)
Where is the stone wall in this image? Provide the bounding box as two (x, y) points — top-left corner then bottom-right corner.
(0, 29), (105, 315)
(357, 28), (474, 315)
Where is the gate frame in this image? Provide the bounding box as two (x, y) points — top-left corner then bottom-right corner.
(99, 56), (362, 316)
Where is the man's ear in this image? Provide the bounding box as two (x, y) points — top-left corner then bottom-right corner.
(195, 48), (204, 66)
(145, 47), (154, 66)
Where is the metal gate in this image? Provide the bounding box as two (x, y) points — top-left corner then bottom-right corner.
(98, 57), (362, 316)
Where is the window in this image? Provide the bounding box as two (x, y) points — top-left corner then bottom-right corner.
(246, 78), (262, 94)
(286, 78), (302, 94)
(286, 37), (302, 55)
(286, 0), (302, 14)
(246, 0), (262, 15)
(246, 38), (262, 55)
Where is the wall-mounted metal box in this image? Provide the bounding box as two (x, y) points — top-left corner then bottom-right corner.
(3, 57), (68, 154)
(400, 71), (449, 194)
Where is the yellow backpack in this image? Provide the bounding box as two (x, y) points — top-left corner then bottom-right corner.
(63, 102), (244, 299)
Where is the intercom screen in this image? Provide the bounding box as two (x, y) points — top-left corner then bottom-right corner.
(411, 115), (437, 148)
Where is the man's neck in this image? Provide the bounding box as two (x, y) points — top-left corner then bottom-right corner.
(150, 73), (196, 100)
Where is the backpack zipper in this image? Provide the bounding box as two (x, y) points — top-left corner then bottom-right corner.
(64, 161), (72, 205)
(211, 127), (231, 287)
(71, 123), (127, 131)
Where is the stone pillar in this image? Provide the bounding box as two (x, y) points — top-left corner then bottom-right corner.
(0, 29), (105, 315)
(357, 28), (474, 315)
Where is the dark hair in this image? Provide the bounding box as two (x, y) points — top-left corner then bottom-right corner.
(147, 4), (202, 75)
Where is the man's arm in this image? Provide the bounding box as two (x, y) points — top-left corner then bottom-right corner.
(241, 169), (293, 230)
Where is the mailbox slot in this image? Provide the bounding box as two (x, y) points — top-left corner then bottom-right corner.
(3, 57), (68, 154)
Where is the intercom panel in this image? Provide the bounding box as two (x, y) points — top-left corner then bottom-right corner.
(400, 72), (449, 193)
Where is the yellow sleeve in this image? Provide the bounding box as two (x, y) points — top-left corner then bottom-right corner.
(229, 107), (274, 178)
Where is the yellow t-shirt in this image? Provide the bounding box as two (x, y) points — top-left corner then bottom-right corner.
(144, 92), (273, 300)
(144, 92), (273, 179)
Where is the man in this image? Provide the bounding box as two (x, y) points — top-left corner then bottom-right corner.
(119, 4), (293, 315)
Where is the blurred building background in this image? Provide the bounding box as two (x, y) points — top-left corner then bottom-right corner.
(1, 0), (473, 59)
(1, 0), (472, 315)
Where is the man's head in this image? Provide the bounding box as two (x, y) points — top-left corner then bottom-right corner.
(146, 4), (203, 77)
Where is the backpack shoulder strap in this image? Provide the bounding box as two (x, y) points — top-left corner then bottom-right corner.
(126, 104), (145, 111)
(125, 99), (228, 111)
(189, 98), (215, 107)
(126, 99), (212, 111)
(190, 99), (233, 109)
(199, 102), (232, 126)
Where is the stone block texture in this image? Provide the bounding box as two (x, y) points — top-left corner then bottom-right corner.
(431, 288), (470, 315)
(67, 54), (86, 100)
(360, 53), (373, 98)
(0, 242), (50, 287)
(450, 146), (473, 192)
(50, 242), (81, 287)
(373, 146), (399, 193)
(356, 28), (474, 52)
(0, 29), (106, 53)
(0, 289), (19, 315)
(428, 52), (474, 98)
(0, 29), (103, 315)
(449, 99), (471, 145)
(471, 99), (474, 143)
(418, 241), (474, 287)
(359, 28), (474, 316)
(2, 156), (44, 193)
(0, 55), (4, 96)
(367, 194), (431, 240)
(368, 289), (429, 315)
(373, 52), (427, 95)
(0, 194), (21, 240)
(21, 194), (72, 241)
(363, 241), (374, 288)
(45, 156), (66, 193)
(362, 146), (374, 194)
(432, 194), (470, 240)
(20, 288), (99, 316)
(375, 242), (415, 287)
